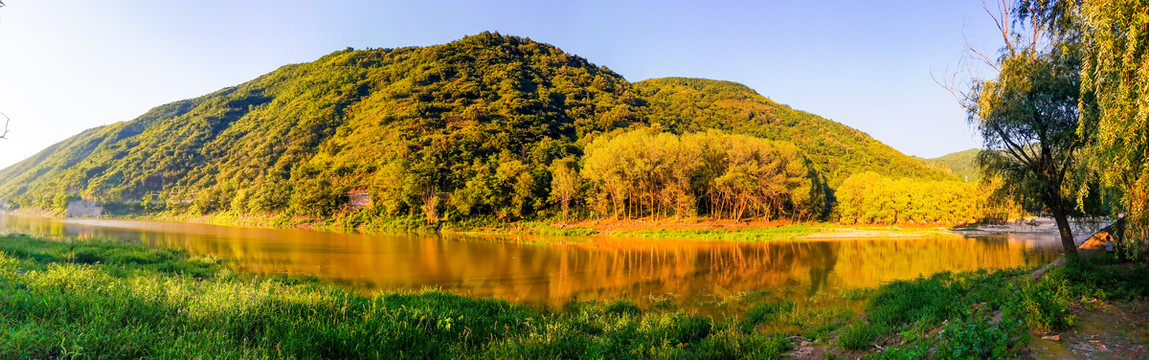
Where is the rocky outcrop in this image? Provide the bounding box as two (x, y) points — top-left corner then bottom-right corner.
(64, 200), (103, 218)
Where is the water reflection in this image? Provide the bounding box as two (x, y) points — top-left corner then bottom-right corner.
(0, 214), (1063, 308)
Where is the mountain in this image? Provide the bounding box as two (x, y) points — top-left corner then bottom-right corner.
(633, 78), (951, 187)
(923, 148), (980, 181)
(0, 32), (951, 222)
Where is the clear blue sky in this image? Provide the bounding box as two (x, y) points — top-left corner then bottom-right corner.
(0, 0), (1004, 169)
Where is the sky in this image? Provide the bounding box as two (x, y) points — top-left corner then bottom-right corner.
(0, 0), (1006, 170)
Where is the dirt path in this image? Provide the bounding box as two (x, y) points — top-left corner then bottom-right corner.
(1028, 299), (1149, 359)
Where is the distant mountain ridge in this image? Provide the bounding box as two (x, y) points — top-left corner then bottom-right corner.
(0, 32), (952, 220)
(921, 148), (980, 181)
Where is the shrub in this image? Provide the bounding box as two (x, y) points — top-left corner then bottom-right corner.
(739, 300), (795, 332)
(866, 273), (960, 327)
(837, 321), (883, 351)
(604, 300), (642, 316)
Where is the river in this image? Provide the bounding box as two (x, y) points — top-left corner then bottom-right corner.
(0, 214), (1063, 310)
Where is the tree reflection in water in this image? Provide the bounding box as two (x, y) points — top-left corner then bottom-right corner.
(0, 215), (1062, 310)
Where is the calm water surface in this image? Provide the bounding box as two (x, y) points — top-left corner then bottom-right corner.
(0, 214), (1063, 309)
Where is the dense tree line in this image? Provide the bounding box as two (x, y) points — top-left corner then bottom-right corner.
(581, 128), (826, 221)
(835, 172), (982, 225)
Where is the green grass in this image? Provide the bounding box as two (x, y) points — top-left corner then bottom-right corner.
(2, 234), (1141, 359)
(836, 321), (883, 351)
(1062, 253), (1149, 300)
(0, 235), (793, 359)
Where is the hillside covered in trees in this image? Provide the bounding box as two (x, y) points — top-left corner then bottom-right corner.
(0, 32), (967, 227)
(921, 148), (981, 181)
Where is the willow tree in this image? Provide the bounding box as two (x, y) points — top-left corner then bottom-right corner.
(972, 49), (1083, 254)
(959, 0), (1087, 255)
(1077, 1), (1149, 253)
(1012, 0), (1149, 255)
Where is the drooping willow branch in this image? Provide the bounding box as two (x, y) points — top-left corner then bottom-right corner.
(0, 112), (10, 139)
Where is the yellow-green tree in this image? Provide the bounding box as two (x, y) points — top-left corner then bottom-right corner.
(581, 128), (825, 221)
(1077, 0), (1149, 253)
(835, 172), (982, 225)
(549, 157), (580, 219)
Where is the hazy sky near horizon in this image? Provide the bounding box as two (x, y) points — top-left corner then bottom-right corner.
(0, 1), (1004, 169)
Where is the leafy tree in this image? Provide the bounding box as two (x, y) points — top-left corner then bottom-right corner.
(635, 78), (951, 187)
(581, 128), (825, 221)
(966, 24), (1084, 254)
(835, 172), (983, 225)
(549, 156), (579, 219)
(1076, 0), (1149, 252)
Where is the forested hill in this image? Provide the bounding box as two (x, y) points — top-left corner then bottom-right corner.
(634, 78), (950, 186)
(922, 148), (981, 181)
(0, 32), (950, 222)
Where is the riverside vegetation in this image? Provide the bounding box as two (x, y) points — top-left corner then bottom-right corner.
(3, 234), (1147, 359)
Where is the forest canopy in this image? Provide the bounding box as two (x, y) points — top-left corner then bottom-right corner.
(581, 128), (827, 221)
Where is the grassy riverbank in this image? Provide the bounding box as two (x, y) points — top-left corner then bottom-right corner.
(1, 235), (1144, 359)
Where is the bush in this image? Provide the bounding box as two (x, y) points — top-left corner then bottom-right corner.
(694, 330), (790, 360)
(662, 314), (713, 345)
(1063, 255), (1149, 299)
(604, 300), (642, 316)
(937, 311), (1027, 359)
(837, 321), (883, 350)
(866, 273), (960, 327)
(739, 300), (795, 332)
(1005, 272), (1075, 332)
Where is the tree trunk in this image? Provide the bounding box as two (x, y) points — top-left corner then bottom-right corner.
(1050, 195), (1078, 256)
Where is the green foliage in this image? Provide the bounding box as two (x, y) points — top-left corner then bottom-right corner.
(836, 321), (882, 351)
(1007, 0), (1149, 258)
(866, 273), (962, 328)
(922, 148), (981, 181)
(835, 172), (983, 225)
(936, 311), (1026, 360)
(692, 330), (791, 360)
(549, 156), (580, 219)
(965, 5), (1092, 253)
(0, 33), (633, 224)
(0, 234), (221, 279)
(1062, 255), (1149, 300)
(739, 300), (795, 332)
(634, 78), (952, 188)
(582, 128), (827, 221)
(1076, 0), (1149, 250)
(9, 234), (1134, 359)
(1005, 271), (1075, 332)
(854, 267), (1085, 358)
(604, 299), (642, 316)
(51, 193), (79, 212)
